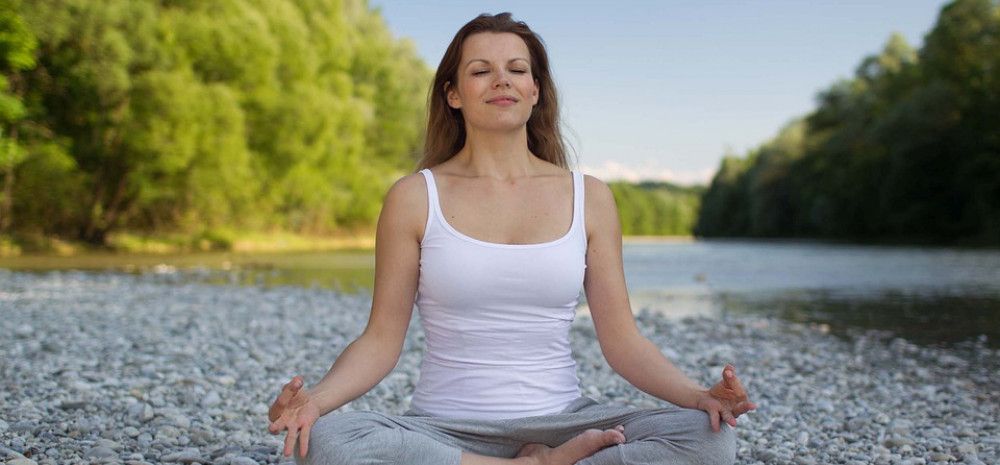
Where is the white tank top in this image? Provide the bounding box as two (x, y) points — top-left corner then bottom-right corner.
(411, 168), (586, 420)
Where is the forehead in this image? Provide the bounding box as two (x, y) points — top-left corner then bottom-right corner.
(461, 32), (531, 65)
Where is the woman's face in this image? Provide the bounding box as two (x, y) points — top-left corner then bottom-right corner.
(447, 32), (540, 133)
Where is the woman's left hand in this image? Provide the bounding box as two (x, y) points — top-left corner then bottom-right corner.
(696, 364), (757, 432)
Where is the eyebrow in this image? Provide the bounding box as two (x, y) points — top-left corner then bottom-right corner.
(464, 58), (530, 68)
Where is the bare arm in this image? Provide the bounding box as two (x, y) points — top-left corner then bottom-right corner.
(582, 176), (707, 409)
(306, 174), (425, 417)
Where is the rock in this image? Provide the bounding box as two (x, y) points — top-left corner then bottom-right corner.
(125, 426), (141, 437)
(14, 323), (33, 337)
(250, 402), (269, 415)
(885, 437), (915, 448)
(95, 439), (122, 450)
(129, 402), (155, 423)
(816, 400), (836, 413)
(157, 425), (181, 440)
(796, 431), (809, 445)
(754, 449), (778, 462)
(956, 443), (977, 454)
(11, 420), (35, 433)
(201, 390), (222, 408)
(58, 399), (88, 410)
(160, 447), (205, 463)
(219, 457), (259, 465)
(83, 446), (118, 460)
(6, 459), (38, 465)
(956, 428), (977, 438)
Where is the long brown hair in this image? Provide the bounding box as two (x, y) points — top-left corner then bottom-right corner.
(415, 12), (571, 171)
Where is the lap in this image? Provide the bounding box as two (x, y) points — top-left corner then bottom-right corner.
(305, 397), (735, 463)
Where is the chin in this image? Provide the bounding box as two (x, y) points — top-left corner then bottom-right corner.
(469, 115), (532, 132)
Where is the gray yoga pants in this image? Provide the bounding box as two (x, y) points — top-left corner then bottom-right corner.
(293, 396), (737, 465)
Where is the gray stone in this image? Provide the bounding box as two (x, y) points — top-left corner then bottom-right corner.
(95, 439), (122, 450)
(129, 402), (155, 423)
(201, 390), (222, 408)
(6, 459), (38, 465)
(956, 443), (977, 454)
(84, 446), (118, 460)
(10, 420), (35, 433)
(58, 399), (87, 410)
(755, 449), (778, 462)
(157, 425), (181, 440)
(160, 447), (205, 463)
(886, 437), (916, 448)
(14, 323), (33, 337)
(218, 457), (259, 465)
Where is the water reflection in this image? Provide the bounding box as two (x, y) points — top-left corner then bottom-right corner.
(716, 290), (1000, 347)
(3, 240), (999, 347)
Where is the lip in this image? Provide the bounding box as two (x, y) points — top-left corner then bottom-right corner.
(486, 96), (519, 105)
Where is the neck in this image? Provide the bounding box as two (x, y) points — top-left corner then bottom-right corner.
(452, 126), (537, 179)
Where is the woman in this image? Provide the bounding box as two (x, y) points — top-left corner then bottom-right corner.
(267, 12), (756, 465)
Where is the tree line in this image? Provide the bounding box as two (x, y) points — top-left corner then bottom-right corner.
(0, 0), (430, 249)
(696, 0), (1000, 246)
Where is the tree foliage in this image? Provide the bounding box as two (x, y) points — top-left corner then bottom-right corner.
(610, 181), (703, 236)
(4, 0), (430, 244)
(696, 0), (1000, 245)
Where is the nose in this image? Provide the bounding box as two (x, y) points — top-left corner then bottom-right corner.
(493, 72), (512, 88)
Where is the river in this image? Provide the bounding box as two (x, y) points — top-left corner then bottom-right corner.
(3, 239), (999, 347)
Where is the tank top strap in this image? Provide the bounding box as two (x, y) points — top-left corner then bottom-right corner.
(572, 170), (585, 237)
(421, 168), (443, 210)
(419, 169), (443, 239)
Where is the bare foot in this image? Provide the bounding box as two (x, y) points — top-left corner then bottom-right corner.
(516, 425), (625, 465)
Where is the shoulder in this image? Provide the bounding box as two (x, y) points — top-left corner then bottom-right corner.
(584, 174), (617, 217)
(583, 174), (620, 238)
(379, 172), (428, 242)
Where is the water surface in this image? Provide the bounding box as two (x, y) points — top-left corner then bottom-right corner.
(4, 240), (999, 346)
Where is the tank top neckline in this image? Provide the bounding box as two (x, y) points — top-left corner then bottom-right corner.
(420, 168), (581, 249)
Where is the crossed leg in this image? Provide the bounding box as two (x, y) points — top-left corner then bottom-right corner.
(295, 401), (735, 465)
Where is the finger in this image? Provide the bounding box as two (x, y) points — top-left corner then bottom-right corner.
(722, 410), (737, 427)
(723, 365), (740, 389)
(300, 422), (312, 458)
(269, 377), (302, 421)
(283, 376), (304, 401)
(726, 372), (749, 399)
(284, 425), (299, 457)
(734, 400), (758, 416)
(707, 408), (721, 433)
(268, 418), (286, 435)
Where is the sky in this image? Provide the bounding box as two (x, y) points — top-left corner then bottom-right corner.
(369, 0), (949, 185)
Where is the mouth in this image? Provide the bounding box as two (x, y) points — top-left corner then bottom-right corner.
(486, 96), (519, 104)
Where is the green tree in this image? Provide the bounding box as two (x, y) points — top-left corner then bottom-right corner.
(0, 0), (36, 233)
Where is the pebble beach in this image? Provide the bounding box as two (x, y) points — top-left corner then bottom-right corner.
(1, 270), (998, 465)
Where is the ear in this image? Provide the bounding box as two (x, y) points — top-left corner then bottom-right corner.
(445, 81), (462, 109)
(531, 78), (540, 106)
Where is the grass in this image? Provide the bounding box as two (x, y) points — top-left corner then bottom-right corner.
(0, 228), (376, 258)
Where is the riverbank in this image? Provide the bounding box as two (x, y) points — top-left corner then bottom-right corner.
(1, 270), (997, 465)
(0, 230), (376, 258)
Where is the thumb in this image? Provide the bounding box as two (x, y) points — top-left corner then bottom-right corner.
(722, 364), (737, 388)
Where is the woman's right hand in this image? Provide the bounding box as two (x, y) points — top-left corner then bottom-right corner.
(267, 375), (322, 459)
